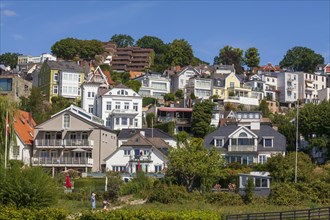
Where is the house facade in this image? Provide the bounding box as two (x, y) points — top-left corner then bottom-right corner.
(37, 61), (85, 102)
(105, 132), (169, 173)
(135, 72), (171, 98)
(298, 72), (327, 104)
(32, 105), (117, 175)
(170, 66), (200, 93)
(157, 107), (193, 134)
(186, 77), (212, 100)
(277, 72), (299, 105)
(204, 111), (286, 165)
(0, 74), (32, 101)
(96, 84), (143, 130)
(10, 110), (36, 165)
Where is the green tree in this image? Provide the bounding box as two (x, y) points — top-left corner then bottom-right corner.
(217, 45), (244, 74)
(271, 112), (296, 151)
(0, 166), (59, 208)
(191, 100), (215, 138)
(110, 34), (134, 48)
(51, 38), (80, 60)
(142, 97), (157, 107)
(111, 71), (130, 84)
(124, 80), (142, 93)
(50, 96), (73, 116)
(105, 171), (123, 202)
(243, 178), (255, 204)
(175, 89), (184, 100)
(176, 131), (188, 148)
(164, 93), (175, 102)
(258, 99), (270, 117)
(20, 88), (51, 124)
(244, 47), (260, 72)
(279, 46), (324, 73)
(166, 39), (193, 67)
(79, 39), (104, 60)
(0, 96), (17, 166)
(167, 138), (225, 192)
(146, 113), (156, 128)
(136, 36), (167, 54)
(0, 52), (21, 69)
(265, 152), (315, 183)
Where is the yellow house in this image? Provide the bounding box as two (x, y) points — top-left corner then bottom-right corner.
(213, 72), (252, 99)
(37, 61), (85, 102)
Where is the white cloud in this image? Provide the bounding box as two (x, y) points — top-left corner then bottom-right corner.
(2, 9), (16, 16)
(12, 34), (23, 40)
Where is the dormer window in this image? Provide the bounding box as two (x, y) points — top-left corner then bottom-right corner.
(263, 138), (273, 148)
(214, 138), (224, 148)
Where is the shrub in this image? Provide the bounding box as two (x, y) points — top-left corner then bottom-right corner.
(0, 206), (67, 220)
(105, 172), (123, 202)
(120, 172), (154, 198)
(269, 183), (303, 206)
(205, 192), (243, 206)
(243, 178), (255, 204)
(147, 184), (188, 204)
(0, 166), (60, 209)
(79, 208), (221, 220)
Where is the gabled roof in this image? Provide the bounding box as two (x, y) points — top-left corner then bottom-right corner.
(118, 128), (175, 140)
(86, 66), (114, 86)
(228, 126), (258, 138)
(122, 133), (152, 146)
(13, 110), (36, 145)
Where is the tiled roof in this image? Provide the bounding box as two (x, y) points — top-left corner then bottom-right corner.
(13, 110), (36, 145)
(130, 71), (145, 79)
(103, 70), (115, 85)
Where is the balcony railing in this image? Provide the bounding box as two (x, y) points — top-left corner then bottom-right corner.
(228, 145), (257, 152)
(32, 157), (93, 166)
(35, 139), (93, 147)
(129, 155), (152, 161)
(111, 109), (138, 115)
(157, 117), (191, 124)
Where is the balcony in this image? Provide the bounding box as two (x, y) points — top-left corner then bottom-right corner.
(287, 86), (295, 91)
(32, 157), (93, 167)
(35, 139), (93, 148)
(110, 109), (139, 115)
(157, 117), (191, 125)
(305, 86), (314, 91)
(228, 145), (257, 152)
(129, 155), (152, 162)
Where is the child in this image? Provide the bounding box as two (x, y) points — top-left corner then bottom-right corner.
(91, 193), (96, 210)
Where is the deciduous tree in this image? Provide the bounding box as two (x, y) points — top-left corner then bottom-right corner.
(167, 138), (225, 192)
(166, 39), (193, 67)
(0, 52), (21, 69)
(110, 34), (134, 48)
(125, 80), (142, 93)
(216, 45), (244, 74)
(244, 47), (260, 72)
(191, 100), (215, 138)
(279, 46), (324, 73)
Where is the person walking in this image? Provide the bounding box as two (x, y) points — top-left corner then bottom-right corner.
(91, 192), (96, 210)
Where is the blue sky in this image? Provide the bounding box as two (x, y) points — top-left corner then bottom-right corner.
(1, 0), (329, 65)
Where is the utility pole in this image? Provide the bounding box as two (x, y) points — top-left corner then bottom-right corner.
(294, 101), (299, 183)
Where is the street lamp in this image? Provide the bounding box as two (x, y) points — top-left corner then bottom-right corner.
(294, 101), (299, 183)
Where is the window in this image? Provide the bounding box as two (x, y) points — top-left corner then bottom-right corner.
(88, 105), (93, 113)
(264, 138), (273, 147)
(124, 102), (129, 110)
(112, 166), (126, 172)
(258, 155), (267, 164)
(40, 150), (48, 158)
(63, 114), (70, 128)
(129, 118), (133, 126)
(214, 139), (223, 148)
(230, 82), (235, 88)
(78, 74), (81, 83)
(86, 150), (92, 158)
(122, 117), (128, 125)
(133, 103), (138, 111)
(255, 177), (268, 188)
(12, 146), (19, 156)
(155, 165), (162, 172)
(115, 102), (120, 109)
(82, 132), (88, 140)
(115, 118), (120, 125)
(124, 149), (130, 155)
(54, 73), (59, 82)
(78, 88), (81, 96)
(45, 132), (51, 140)
(134, 118), (138, 127)
(53, 85), (58, 94)
(106, 118), (111, 127)
(88, 92), (91, 97)
(106, 102), (112, 110)
(0, 78), (12, 91)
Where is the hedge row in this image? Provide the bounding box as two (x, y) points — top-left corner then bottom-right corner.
(0, 206), (67, 220)
(79, 209), (222, 220)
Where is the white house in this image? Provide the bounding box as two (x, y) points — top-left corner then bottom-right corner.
(277, 72), (299, 105)
(10, 110), (36, 165)
(105, 131), (169, 173)
(96, 84), (143, 130)
(169, 66), (200, 93)
(81, 66), (112, 114)
(186, 77), (212, 100)
(298, 72), (327, 104)
(135, 72), (171, 98)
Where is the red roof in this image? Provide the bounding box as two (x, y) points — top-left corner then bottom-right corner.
(13, 110), (36, 145)
(158, 107), (193, 112)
